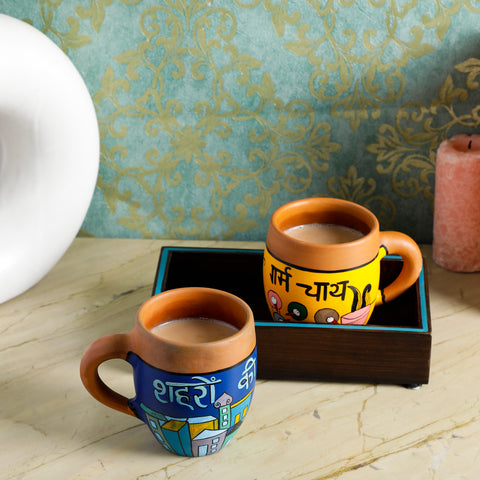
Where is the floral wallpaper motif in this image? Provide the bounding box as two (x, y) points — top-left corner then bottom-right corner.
(2, 0), (480, 242)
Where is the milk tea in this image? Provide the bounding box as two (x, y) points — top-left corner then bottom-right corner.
(284, 222), (363, 244)
(150, 317), (239, 343)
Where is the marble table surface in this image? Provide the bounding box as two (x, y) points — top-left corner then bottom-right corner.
(1, 238), (480, 480)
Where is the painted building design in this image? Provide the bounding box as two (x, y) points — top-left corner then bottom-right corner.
(188, 415), (218, 439)
(162, 420), (192, 457)
(214, 392), (233, 429)
(140, 389), (253, 456)
(191, 428), (227, 456)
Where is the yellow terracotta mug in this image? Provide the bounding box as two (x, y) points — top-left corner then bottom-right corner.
(263, 198), (423, 326)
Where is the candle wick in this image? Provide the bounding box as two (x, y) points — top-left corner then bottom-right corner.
(468, 140), (472, 150)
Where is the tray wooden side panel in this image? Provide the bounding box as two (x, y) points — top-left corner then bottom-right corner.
(256, 327), (431, 385)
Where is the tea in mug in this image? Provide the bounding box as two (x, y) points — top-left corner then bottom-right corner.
(150, 317), (239, 343)
(284, 223), (363, 245)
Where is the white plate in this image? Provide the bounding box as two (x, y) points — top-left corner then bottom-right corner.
(0, 15), (99, 303)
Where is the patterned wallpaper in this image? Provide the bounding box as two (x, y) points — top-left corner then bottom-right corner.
(2, 1), (480, 242)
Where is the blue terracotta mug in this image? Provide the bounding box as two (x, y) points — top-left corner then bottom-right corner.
(80, 287), (257, 457)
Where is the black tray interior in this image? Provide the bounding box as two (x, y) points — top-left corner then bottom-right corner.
(156, 248), (423, 330)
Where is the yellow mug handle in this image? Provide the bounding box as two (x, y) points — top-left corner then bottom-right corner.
(376, 231), (423, 306)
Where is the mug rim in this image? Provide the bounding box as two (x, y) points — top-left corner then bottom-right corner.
(136, 286), (254, 347)
(267, 197), (381, 271)
(133, 287), (256, 373)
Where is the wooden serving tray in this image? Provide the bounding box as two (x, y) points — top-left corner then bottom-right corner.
(153, 247), (431, 386)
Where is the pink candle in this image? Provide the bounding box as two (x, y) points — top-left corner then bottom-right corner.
(433, 134), (480, 271)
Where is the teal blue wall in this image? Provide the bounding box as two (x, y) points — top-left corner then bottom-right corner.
(2, 1), (480, 242)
